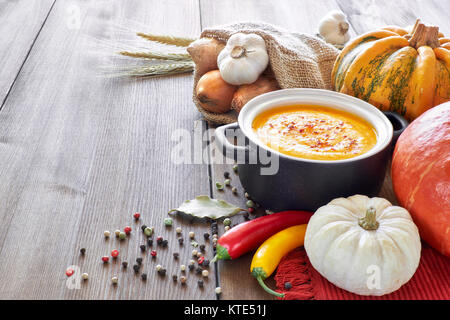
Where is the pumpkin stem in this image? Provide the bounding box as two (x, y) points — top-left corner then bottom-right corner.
(230, 46), (247, 59)
(359, 207), (379, 231)
(408, 19), (440, 49)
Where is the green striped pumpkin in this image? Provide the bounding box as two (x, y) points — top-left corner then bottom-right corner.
(331, 22), (450, 121)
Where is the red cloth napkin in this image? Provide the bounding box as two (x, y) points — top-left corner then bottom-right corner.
(275, 243), (450, 300)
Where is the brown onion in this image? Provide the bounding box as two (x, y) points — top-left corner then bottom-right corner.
(231, 76), (280, 113)
(196, 70), (237, 114)
(187, 38), (225, 77)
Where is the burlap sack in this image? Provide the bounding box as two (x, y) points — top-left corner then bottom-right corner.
(192, 22), (340, 125)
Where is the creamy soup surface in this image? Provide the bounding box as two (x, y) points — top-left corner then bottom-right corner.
(252, 105), (378, 160)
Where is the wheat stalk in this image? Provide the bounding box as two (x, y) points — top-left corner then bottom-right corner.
(136, 32), (196, 47)
(119, 51), (192, 61)
(128, 61), (194, 77)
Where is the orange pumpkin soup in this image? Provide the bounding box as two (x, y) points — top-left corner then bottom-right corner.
(252, 105), (377, 160)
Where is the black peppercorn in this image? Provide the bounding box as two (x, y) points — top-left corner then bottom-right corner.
(197, 280), (204, 287)
(178, 238), (184, 245)
(80, 248), (86, 255)
(140, 245), (146, 252)
(122, 261), (128, 268)
(158, 268), (166, 276)
(141, 225), (147, 232)
(161, 239), (168, 247)
(156, 236), (163, 245)
(141, 273), (147, 281)
(172, 275), (178, 281)
(195, 267), (203, 275)
(203, 259), (210, 268)
(199, 244), (205, 252)
(223, 171), (230, 179)
(188, 264), (195, 271)
(136, 257), (143, 265)
(203, 232), (210, 240)
(133, 264), (140, 273)
(284, 282), (292, 290)
(173, 252), (179, 259)
(147, 238), (153, 247)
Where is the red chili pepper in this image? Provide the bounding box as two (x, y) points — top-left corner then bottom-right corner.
(211, 210), (312, 262)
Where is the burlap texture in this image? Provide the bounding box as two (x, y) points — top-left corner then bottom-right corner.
(192, 22), (340, 125)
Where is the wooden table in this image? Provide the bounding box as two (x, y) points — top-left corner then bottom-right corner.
(0, 0), (448, 300)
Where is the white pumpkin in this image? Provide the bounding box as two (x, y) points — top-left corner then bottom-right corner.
(304, 195), (421, 296)
(217, 33), (269, 85)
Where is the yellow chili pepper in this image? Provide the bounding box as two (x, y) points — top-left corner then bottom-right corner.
(250, 224), (307, 298)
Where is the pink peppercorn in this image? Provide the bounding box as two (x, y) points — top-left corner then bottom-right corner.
(66, 268), (74, 277)
(133, 212), (140, 220)
(111, 249), (119, 258)
(150, 250), (157, 257)
(102, 256), (109, 263)
(248, 207), (255, 214)
(198, 256), (205, 265)
(124, 226), (132, 235)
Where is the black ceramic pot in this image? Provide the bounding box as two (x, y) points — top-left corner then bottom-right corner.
(215, 89), (408, 212)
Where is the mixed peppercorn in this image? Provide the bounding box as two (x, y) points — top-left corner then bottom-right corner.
(68, 164), (259, 297)
(69, 211), (218, 290)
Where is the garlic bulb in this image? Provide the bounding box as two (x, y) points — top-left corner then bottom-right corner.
(318, 10), (350, 45)
(217, 33), (269, 85)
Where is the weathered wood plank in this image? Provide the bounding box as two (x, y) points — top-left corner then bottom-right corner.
(337, 0), (450, 34)
(0, 0), (215, 299)
(0, 0), (446, 301)
(200, 0), (349, 300)
(200, 0), (357, 36)
(0, 0), (55, 107)
(409, 0), (450, 33)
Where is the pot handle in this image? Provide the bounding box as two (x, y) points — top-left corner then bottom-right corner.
(383, 111), (409, 147)
(215, 122), (249, 160)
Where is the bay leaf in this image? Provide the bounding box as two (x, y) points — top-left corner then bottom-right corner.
(169, 195), (243, 220)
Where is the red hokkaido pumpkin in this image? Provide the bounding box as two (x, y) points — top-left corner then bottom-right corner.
(392, 102), (450, 256)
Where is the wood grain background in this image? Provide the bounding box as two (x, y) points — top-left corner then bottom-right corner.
(0, 0), (448, 300)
